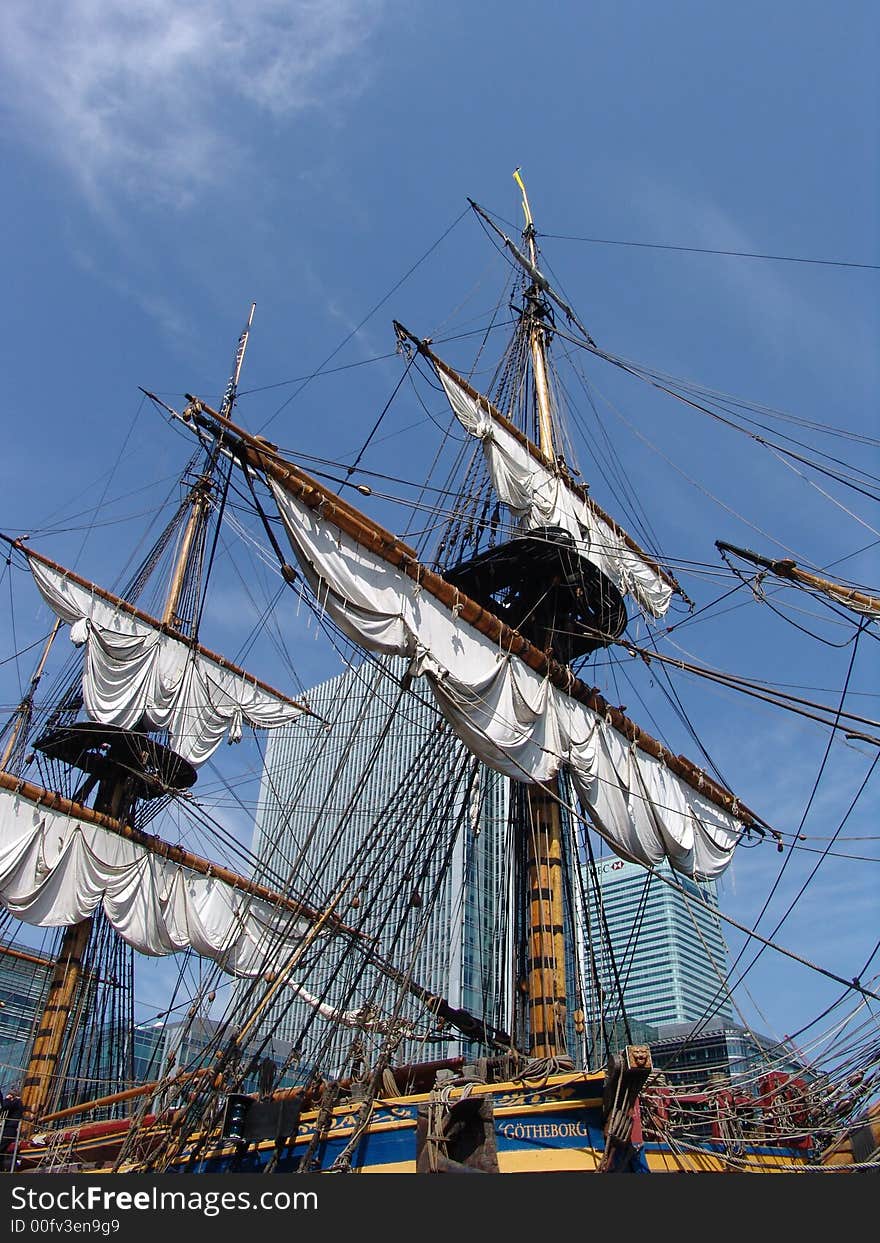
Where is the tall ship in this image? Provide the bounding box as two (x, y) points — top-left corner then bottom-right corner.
(0, 175), (877, 1174)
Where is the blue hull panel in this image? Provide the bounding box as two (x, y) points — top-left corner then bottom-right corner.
(167, 1073), (650, 1175)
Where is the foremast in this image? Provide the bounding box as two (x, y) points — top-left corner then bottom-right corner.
(18, 308), (262, 1121)
(19, 505), (216, 1120)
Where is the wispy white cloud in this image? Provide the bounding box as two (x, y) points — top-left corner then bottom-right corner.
(0, 0), (386, 209)
(627, 173), (876, 391)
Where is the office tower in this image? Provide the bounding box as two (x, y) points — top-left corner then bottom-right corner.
(0, 939), (53, 1089)
(579, 856), (733, 1037)
(249, 659), (509, 1074)
(649, 1020), (808, 1096)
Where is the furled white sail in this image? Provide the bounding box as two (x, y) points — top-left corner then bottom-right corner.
(28, 558), (304, 767)
(0, 784), (311, 975)
(436, 369), (673, 618)
(830, 593), (880, 623)
(269, 481), (742, 880)
(286, 984), (396, 1032)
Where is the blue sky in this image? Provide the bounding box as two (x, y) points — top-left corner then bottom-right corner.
(1, 2), (878, 1051)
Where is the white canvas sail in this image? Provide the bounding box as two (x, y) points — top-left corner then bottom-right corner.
(28, 556), (304, 767)
(269, 481), (742, 881)
(286, 984), (396, 1032)
(435, 367), (673, 618)
(0, 783), (311, 977)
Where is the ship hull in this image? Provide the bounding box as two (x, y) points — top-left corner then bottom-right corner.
(184, 1071), (633, 1175)
(15, 1071), (810, 1174)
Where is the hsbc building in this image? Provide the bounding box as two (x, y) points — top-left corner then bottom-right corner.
(578, 855), (733, 1033)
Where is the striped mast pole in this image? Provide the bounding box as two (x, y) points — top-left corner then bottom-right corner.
(513, 169), (569, 1061)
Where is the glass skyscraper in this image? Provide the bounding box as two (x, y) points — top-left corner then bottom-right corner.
(0, 939), (53, 1093)
(579, 856), (733, 1036)
(248, 658), (509, 1075)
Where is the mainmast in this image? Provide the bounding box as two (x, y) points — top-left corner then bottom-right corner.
(179, 205), (751, 1074)
(180, 201), (751, 1066)
(513, 169), (569, 1060)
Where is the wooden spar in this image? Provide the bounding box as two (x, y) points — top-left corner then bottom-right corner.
(10, 541), (314, 719)
(10, 608), (105, 1121)
(468, 193), (595, 346)
(220, 303), (256, 420)
(0, 943), (54, 969)
(233, 882), (349, 1048)
(0, 769), (360, 939)
(164, 307), (259, 627)
(37, 1068), (218, 1126)
(162, 478), (212, 627)
(0, 935), (95, 1116)
(717, 541), (880, 618)
(516, 173), (557, 466)
(392, 322), (681, 598)
(14, 313), (319, 1126)
(0, 770), (501, 1050)
(513, 170), (568, 1058)
(524, 781), (568, 1058)
(0, 776), (510, 1056)
(36, 1054), (471, 1129)
(181, 399), (756, 828)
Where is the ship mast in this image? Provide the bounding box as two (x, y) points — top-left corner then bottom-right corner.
(20, 518), (210, 1120)
(2, 624), (82, 1122)
(165, 302), (255, 628)
(19, 307), (257, 1121)
(182, 234), (752, 1065)
(513, 170), (569, 1060)
(516, 170), (556, 467)
(0, 619), (62, 772)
